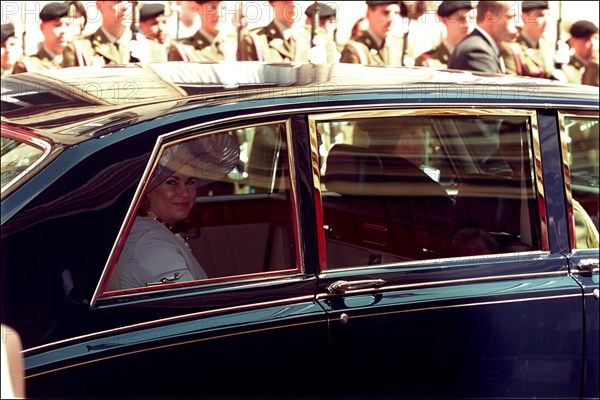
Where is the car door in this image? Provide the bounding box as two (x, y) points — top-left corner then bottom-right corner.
(12, 116), (328, 398)
(558, 112), (600, 398)
(310, 109), (585, 398)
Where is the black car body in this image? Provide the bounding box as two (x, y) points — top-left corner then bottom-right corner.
(1, 62), (598, 398)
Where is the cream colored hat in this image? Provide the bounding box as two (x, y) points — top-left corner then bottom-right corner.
(148, 133), (240, 191)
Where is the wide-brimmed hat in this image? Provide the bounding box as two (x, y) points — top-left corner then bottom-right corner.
(148, 133), (240, 191)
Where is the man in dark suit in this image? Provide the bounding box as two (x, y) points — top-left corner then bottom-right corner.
(448, 1), (518, 73)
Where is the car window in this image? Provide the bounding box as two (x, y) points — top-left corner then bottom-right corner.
(103, 122), (299, 293)
(562, 116), (599, 249)
(1, 133), (51, 195)
(314, 112), (543, 269)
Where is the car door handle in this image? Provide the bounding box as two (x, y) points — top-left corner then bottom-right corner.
(327, 279), (386, 294)
(577, 258), (599, 277)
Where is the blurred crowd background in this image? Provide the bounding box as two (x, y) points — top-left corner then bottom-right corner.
(1, 1), (598, 84)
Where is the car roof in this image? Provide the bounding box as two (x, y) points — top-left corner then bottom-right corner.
(2, 62), (598, 145)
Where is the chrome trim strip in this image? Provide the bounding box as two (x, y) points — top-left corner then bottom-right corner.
(285, 118), (305, 271)
(26, 294), (315, 355)
(530, 111), (550, 250)
(320, 250), (553, 274)
(316, 269), (569, 299)
(556, 111), (599, 251)
(0, 128), (53, 197)
(323, 293), (582, 318)
(26, 318), (327, 379)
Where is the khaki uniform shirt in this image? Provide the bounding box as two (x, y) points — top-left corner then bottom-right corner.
(340, 31), (404, 66)
(168, 30), (227, 62)
(562, 54), (588, 84)
(581, 58), (599, 86)
(414, 42), (451, 69)
(501, 33), (553, 79)
(13, 47), (61, 74)
(62, 28), (166, 67)
(239, 21), (335, 63)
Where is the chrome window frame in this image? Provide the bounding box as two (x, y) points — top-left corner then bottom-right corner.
(93, 118), (302, 306)
(557, 111), (600, 251)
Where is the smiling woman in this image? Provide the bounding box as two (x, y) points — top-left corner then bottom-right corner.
(111, 133), (240, 290)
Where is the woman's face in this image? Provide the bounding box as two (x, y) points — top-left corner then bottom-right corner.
(147, 172), (196, 225)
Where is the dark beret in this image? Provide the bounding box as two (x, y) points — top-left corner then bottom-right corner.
(305, 2), (336, 19)
(570, 20), (599, 39)
(437, 1), (473, 17)
(39, 2), (70, 21)
(139, 3), (166, 22)
(521, 1), (549, 11)
(366, 1), (400, 6)
(1, 23), (15, 44)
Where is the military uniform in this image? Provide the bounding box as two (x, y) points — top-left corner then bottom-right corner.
(340, 31), (404, 66)
(581, 58), (599, 86)
(562, 20), (599, 84)
(563, 54), (589, 84)
(62, 27), (166, 67)
(168, 30), (227, 61)
(240, 21), (335, 63)
(13, 47), (62, 73)
(501, 34), (554, 78)
(415, 42), (451, 69)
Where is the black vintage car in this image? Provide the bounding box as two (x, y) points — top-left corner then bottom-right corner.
(1, 62), (598, 399)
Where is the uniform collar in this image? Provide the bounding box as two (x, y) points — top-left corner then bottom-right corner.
(273, 19), (297, 41)
(519, 32), (539, 49)
(366, 30), (384, 49)
(101, 26), (132, 46)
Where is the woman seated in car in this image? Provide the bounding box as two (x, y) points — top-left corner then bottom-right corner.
(114, 134), (240, 289)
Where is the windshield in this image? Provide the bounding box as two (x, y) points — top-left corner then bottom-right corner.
(1, 133), (50, 194)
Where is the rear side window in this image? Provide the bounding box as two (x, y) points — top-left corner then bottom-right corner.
(314, 112), (543, 269)
(103, 121), (299, 294)
(1, 133), (50, 195)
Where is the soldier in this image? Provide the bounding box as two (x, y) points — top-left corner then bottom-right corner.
(581, 58), (599, 86)
(239, 0), (335, 62)
(13, 2), (71, 74)
(340, 1), (404, 66)
(1, 23), (22, 77)
(62, 1), (166, 67)
(562, 20), (599, 84)
(415, 1), (474, 69)
(501, 1), (558, 79)
(139, 3), (169, 45)
(303, 2), (338, 63)
(169, 1), (235, 61)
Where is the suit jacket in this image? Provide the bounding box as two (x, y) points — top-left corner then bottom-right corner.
(448, 29), (504, 74)
(340, 31), (404, 66)
(13, 47), (61, 74)
(62, 27), (166, 67)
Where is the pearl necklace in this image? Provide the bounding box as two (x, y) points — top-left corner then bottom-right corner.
(146, 211), (191, 252)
